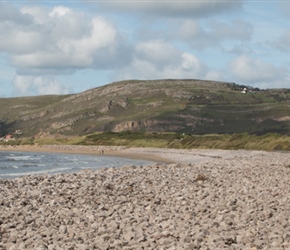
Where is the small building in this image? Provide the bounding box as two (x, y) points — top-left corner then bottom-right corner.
(14, 130), (22, 135)
(4, 134), (15, 142)
(5, 134), (13, 139)
(241, 88), (247, 94)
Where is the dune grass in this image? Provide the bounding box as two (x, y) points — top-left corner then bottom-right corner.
(79, 131), (290, 151)
(2, 131), (289, 151)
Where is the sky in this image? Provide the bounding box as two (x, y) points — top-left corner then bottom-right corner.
(0, 1), (290, 97)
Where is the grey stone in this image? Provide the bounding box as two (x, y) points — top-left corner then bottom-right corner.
(1, 151), (290, 249)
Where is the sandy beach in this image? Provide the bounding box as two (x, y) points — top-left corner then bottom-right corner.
(1, 144), (285, 165)
(1, 145), (290, 249)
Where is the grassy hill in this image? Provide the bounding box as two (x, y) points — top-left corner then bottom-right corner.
(1, 79), (290, 138)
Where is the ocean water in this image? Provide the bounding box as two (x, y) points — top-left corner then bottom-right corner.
(0, 151), (154, 179)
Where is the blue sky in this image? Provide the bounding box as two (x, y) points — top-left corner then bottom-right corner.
(0, 0), (290, 97)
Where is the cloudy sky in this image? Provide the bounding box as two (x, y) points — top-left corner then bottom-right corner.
(0, 1), (290, 97)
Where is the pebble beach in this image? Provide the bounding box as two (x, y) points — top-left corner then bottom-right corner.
(1, 146), (290, 249)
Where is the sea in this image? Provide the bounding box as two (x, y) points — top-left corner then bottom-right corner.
(0, 151), (154, 179)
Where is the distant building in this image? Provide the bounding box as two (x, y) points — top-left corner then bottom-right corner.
(0, 134), (16, 142)
(5, 134), (13, 140)
(14, 130), (22, 135)
(241, 88), (247, 94)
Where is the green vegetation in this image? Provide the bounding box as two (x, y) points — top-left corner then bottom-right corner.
(2, 130), (290, 151)
(78, 131), (290, 151)
(0, 79), (290, 137)
(33, 136), (85, 145)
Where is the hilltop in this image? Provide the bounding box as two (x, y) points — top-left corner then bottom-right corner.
(1, 79), (290, 138)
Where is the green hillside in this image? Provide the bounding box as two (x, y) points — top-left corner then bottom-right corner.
(1, 79), (290, 138)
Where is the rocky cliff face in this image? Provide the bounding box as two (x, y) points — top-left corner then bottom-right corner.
(0, 79), (290, 137)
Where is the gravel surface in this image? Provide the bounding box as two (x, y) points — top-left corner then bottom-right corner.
(0, 148), (290, 249)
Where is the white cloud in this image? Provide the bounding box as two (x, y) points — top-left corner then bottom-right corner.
(97, 0), (243, 18)
(0, 3), (33, 24)
(135, 40), (180, 69)
(177, 19), (252, 49)
(211, 20), (252, 41)
(181, 53), (203, 73)
(178, 20), (210, 48)
(1, 5), (125, 72)
(205, 70), (224, 82)
(230, 55), (288, 87)
(49, 6), (72, 17)
(0, 5), (45, 54)
(11, 16), (119, 69)
(20, 6), (49, 24)
(111, 40), (208, 81)
(0, 25), (44, 54)
(12, 75), (71, 96)
(271, 29), (290, 51)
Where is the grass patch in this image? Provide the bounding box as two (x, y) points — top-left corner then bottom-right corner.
(77, 131), (290, 151)
(7, 131), (290, 152)
(34, 136), (86, 145)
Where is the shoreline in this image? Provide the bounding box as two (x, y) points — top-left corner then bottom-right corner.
(0, 145), (173, 164)
(1, 144), (289, 165)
